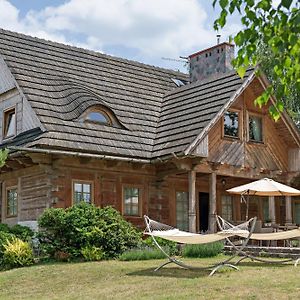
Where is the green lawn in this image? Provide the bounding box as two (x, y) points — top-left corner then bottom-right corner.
(0, 256), (299, 300)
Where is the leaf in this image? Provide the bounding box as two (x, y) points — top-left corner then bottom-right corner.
(237, 65), (247, 78)
(220, 0), (229, 9)
(281, 0), (293, 9)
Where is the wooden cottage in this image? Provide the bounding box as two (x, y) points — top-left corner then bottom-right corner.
(0, 29), (299, 231)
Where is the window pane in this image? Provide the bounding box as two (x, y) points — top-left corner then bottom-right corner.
(249, 115), (262, 142)
(74, 183), (82, 193)
(83, 184), (91, 193)
(5, 110), (16, 137)
(176, 191), (189, 231)
(123, 187), (140, 216)
(73, 182), (92, 204)
(224, 111), (239, 138)
(7, 189), (17, 217)
(221, 195), (233, 221)
(87, 112), (108, 123)
(294, 203), (300, 225)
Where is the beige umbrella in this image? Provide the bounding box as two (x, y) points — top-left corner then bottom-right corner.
(226, 178), (300, 220)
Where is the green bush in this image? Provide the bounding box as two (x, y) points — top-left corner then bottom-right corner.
(2, 238), (34, 268)
(143, 236), (178, 256)
(119, 247), (165, 261)
(81, 245), (105, 261)
(0, 223), (10, 233)
(0, 231), (16, 258)
(9, 225), (34, 242)
(38, 203), (142, 259)
(182, 242), (224, 258)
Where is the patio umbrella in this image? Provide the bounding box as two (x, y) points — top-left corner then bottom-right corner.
(226, 178), (300, 220)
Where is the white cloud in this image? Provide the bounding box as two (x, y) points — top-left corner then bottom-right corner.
(0, 0), (241, 68)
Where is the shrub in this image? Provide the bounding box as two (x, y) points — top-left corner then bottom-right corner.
(119, 247), (165, 261)
(0, 223), (10, 233)
(38, 203), (142, 260)
(2, 238), (34, 268)
(143, 237), (178, 256)
(81, 245), (105, 261)
(0, 231), (16, 257)
(182, 242), (224, 258)
(9, 225), (34, 242)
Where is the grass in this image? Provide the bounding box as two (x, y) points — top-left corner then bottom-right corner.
(0, 256), (300, 299)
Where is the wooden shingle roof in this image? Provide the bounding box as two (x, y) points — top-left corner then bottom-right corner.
(0, 28), (253, 160)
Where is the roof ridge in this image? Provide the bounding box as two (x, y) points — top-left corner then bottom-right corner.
(0, 28), (187, 77)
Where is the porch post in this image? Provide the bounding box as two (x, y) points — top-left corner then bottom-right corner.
(188, 170), (197, 233)
(285, 196), (292, 224)
(268, 196), (276, 224)
(208, 172), (217, 233)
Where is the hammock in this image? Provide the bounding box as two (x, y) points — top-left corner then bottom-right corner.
(237, 228), (300, 241)
(144, 216), (250, 244)
(144, 215), (256, 276)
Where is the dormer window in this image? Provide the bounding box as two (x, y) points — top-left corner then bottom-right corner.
(223, 111), (239, 138)
(86, 111), (111, 124)
(3, 108), (16, 139)
(80, 108), (112, 126)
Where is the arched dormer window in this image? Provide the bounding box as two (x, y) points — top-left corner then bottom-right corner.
(79, 107), (115, 126)
(86, 111), (111, 125)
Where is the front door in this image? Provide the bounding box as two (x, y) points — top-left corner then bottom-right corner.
(199, 192), (209, 232)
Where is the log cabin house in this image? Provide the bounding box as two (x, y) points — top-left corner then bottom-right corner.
(0, 28), (300, 232)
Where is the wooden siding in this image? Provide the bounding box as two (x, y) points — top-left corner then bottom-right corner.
(207, 82), (291, 172)
(1, 166), (52, 224)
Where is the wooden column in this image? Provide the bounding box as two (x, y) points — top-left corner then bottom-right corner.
(268, 196), (276, 224)
(285, 196), (292, 224)
(188, 170), (197, 233)
(208, 172), (217, 233)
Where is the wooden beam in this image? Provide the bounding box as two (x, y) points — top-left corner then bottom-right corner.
(269, 196), (276, 224)
(188, 170), (197, 233)
(208, 172), (217, 233)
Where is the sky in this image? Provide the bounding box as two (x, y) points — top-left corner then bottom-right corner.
(0, 0), (243, 72)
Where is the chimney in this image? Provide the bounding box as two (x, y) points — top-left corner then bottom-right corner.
(189, 41), (234, 83)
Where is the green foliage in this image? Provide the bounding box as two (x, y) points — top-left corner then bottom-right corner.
(81, 245), (104, 261)
(38, 203), (142, 260)
(213, 0), (300, 121)
(2, 237), (34, 268)
(143, 236), (178, 256)
(9, 224), (34, 242)
(119, 247), (165, 261)
(0, 231), (16, 258)
(0, 149), (8, 168)
(182, 242), (224, 258)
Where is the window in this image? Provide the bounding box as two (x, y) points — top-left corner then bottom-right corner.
(261, 198), (269, 222)
(123, 187), (140, 216)
(6, 188), (17, 217)
(80, 108), (112, 126)
(176, 191), (189, 231)
(249, 115), (263, 142)
(3, 108), (16, 138)
(224, 111), (239, 138)
(221, 195), (233, 221)
(73, 181), (92, 204)
(294, 202), (300, 225)
(86, 111), (110, 124)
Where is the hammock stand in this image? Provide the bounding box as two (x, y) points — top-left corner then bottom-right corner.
(215, 216), (300, 267)
(144, 215), (257, 276)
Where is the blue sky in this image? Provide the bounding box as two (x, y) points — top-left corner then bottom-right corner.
(1, 0), (242, 72)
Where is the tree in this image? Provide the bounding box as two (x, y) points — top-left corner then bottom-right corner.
(213, 0), (300, 121)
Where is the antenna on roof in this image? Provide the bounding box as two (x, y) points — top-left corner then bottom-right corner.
(217, 34), (221, 45)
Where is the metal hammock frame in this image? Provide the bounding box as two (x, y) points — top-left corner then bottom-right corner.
(214, 217), (300, 267)
(144, 215), (257, 276)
